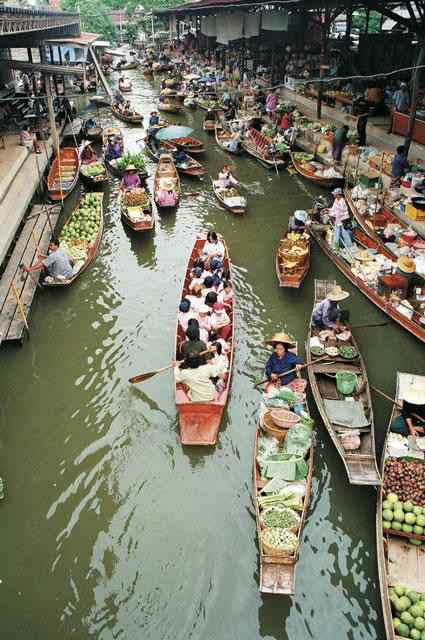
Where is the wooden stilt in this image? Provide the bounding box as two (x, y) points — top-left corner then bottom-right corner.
(11, 281), (30, 335)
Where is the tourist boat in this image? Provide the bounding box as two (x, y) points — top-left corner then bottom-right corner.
(290, 152), (343, 188)
(309, 226), (425, 343)
(114, 60), (139, 71)
(253, 345), (313, 594)
(276, 229), (311, 288)
(145, 138), (204, 176)
(175, 237), (233, 445)
(213, 181), (246, 214)
(307, 279), (381, 484)
(157, 100), (181, 113)
(203, 119), (216, 132)
(110, 105), (143, 124)
(82, 122), (103, 141)
(153, 154), (180, 210)
(242, 128), (285, 169)
(62, 117), (82, 138)
(47, 147), (79, 201)
(376, 371), (425, 640)
(44, 193), (104, 287)
(170, 137), (204, 154)
(118, 78), (132, 92)
(215, 125), (243, 155)
(119, 189), (153, 232)
(344, 188), (421, 260)
(144, 138), (176, 161)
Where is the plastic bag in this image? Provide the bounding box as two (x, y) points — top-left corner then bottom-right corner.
(282, 424), (312, 455)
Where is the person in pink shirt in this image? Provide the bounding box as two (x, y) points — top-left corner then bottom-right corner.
(120, 164), (141, 191)
(327, 188), (353, 249)
(207, 331), (230, 354)
(266, 90), (278, 122)
(178, 298), (198, 332)
(156, 178), (177, 207)
(197, 304), (212, 342)
(186, 284), (204, 313)
(188, 267), (204, 291)
(210, 302), (231, 341)
(218, 281), (233, 308)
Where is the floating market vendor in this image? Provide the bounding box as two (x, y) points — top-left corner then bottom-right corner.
(120, 164), (141, 191)
(395, 257), (425, 297)
(156, 178), (177, 207)
(147, 127), (160, 154)
(105, 135), (122, 161)
(327, 188), (353, 249)
(24, 238), (74, 283)
(80, 142), (97, 165)
(265, 332), (305, 388)
(203, 108), (216, 123)
(390, 145), (408, 189)
(148, 111), (159, 127)
(391, 382), (425, 437)
(288, 210), (309, 232)
(312, 285), (350, 330)
(173, 149), (190, 165)
(174, 351), (225, 402)
(279, 111), (292, 132)
(331, 124), (349, 162)
(214, 165), (239, 189)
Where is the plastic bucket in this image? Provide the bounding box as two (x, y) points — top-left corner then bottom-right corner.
(336, 371), (357, 395)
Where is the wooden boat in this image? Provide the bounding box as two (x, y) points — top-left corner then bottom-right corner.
(213, 181), (246, 214)
(345, 188), (421, 260)
(102, 128), (148, 181)
(79, 156), (108, 187)
(114, 60), (139, 71)
(196, 98), (222, 112)
(145, 138), (204, 176)
(377, 371), (425, 640)
(119, 189), (153, 232)
(153, 154), (180, 210)
(47, 147), (79, 201)
(253, 344), (313, 594)
(276, 229), (311, 288)
(175, 237), (233, 445)
(290, 152), (343, 188)
(170, 137), (204, 154)
(309, 225), (425, 344)
(215, 125), (243, 155)
(242, 128), (285, 169)
(307, 278), (381, 484)
(82, 123), (103, 141)
(203, 118), (216, 132)
(62, 117), (82, 138)
(157, 100), (181, 113)
(89, 95), (108, 105)
(144, 138), (176, 161)
(118, 78), (132, 92)
(110, 105), (143, 124)
(44, 193), (104, 287)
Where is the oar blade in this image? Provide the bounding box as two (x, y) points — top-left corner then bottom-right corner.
(129, 370), (156, 384)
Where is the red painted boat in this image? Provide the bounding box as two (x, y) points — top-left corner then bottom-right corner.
(110, 105), (143, 124)
(47, 147), (79, 201)
(203, 118), (217, 132)
(309, 225), (425, 343)
(170, 136), (204, 154)
(174, 237), (233, 445)
(290, 152), (343, 188)
(242, 128), (285, 169)
(276, 230), (311, 288)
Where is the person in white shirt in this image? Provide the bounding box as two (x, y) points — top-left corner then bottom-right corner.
(207, 331), (230, 354)
(210, 341), (228, 373)
(197, 304), (212, 342)
(210, 302), (231, 340)
(218, 281), (233, 308)
(185, 284), (204, 313)
(178, 298), (198, 332)
(201, 231), (225, 270)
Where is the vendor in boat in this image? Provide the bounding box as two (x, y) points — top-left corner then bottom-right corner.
(224, 106), (236, 121)
(80, 143), (97, 165)
(120, 164), (141, 191)
(391, 382), (425, 437)
(180, 324), (211, 363)
(201, 231), (225, 270)
(156, 178), (177, 207)
(288, 210), (309, 232)
(395, 257), (425, 297)
(326, 188), (353, 249)
(114, 93), (123, 108)
(172, 149), (190, 166)
(214, 165), (239, 190)
(105, 135), (122, 161)
(264, 332), (304, 387)
(312, 285), (350, 330)
(148, 111), (159, 127)
(204, 108), (216, 123)
(174, 351), (225, 402)
(147, 127), (160, 154)
(24, 238), (74, 283)
(390, 145), (408, 189)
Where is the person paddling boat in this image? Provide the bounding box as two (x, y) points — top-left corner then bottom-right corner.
(264, 332), (305, 389)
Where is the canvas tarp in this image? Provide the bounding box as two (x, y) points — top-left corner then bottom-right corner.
(323, 400), (371, 429)
(200, 16), (216, 37)
(261, 9), (289, 31)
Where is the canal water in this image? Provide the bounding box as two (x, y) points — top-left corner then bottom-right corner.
(0, 65), (422, 640)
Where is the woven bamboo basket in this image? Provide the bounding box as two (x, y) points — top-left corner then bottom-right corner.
(260, 506), (300, 532)
(261, 528), (298, 557)
(262, 410), (288, 441)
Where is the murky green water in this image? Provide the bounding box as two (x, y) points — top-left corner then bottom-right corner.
(0, 65), (423, 640)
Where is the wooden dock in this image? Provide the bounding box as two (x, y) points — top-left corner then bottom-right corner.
(0, 204), (60, 345)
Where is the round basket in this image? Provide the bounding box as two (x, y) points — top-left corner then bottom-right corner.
(262, 410), (288, 441)
(260, 507), (300, 532)
(270, 409), (300, 429)
(260, 528), (298, 557)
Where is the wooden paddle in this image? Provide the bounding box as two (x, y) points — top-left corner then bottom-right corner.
(350, 321), (394, 329)
(20, 264), (44, 290)
(370, 384), (425, 423)
(253, 354), (329, 389)
(129, 349), (211, 384)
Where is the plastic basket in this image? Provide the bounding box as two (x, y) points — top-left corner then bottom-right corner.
(336, 371), (357, 395)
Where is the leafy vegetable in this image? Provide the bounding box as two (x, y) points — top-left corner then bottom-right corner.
(339, 345), (358, 358)
(261, 507), (300, 529)
(282, 424), (312, 455)
(116, 150), (146, 172)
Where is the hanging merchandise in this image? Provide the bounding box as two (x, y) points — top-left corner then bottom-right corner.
(243, 11), (261, 38)
(261, 9), (289, 31)
(200, 15), (216, 37)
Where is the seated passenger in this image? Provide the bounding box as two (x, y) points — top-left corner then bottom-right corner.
(207, 330), (230, 354)
(210, 302), (231, 340)
(204, 291), (218, 310)
(186, 284), (204, 313)
(178, 298), (198, 332)
(210, 341), (228, 373)
(218, 281), (233, 308)
(174, 351), (225, 402)
(156, 178), (177, 207)
(198, 304), (212, 343)
(180, 325), (211, 363)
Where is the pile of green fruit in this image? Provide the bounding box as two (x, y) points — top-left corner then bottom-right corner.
(60, 194), (101, 253)
(81, 162), (106, 178)
(382, 492), (425, 545)
(389, 585), (425, 639)
(116, 151), (146, 173)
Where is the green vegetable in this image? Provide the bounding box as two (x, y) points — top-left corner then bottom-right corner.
(261, 528), (298, 551)
(115, 150), (146, 172)
(274, 141), (290, 155)
(310, 346), (325, 356)
(294, 152), (314, 161)
(338, 345), (358, 359)
(261, 507), (299, 529)
(259, 453), (309, 481)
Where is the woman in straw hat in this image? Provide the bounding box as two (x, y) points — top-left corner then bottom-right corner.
(264, 332), (304, 388)
(391, 382), (425, 437)
(312, 284), (350, 330)
(120, 163), (141, 191)
(326, 188), (353, 250)
(156, 177), (177, 207)
(395, 257), (425, 298)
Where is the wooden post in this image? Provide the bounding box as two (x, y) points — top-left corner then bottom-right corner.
(45, 73), (59, 152)
(405, 38), (425, 157)
(270, 33), (275, 88)
(11, 281), (30, 334)
(31, 229), (42, 257)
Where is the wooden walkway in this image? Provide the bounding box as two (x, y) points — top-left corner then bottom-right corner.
(0, 204), (60, 345)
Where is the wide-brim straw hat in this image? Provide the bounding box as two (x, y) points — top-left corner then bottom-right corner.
(160, 178), (174, 190)
(265, 332), (296, 348)
(327, 285), (350, 302)
(404, 382), (425, 405)
(126, 163), (137, 171)
(354, 249), (374, 263)
(397, 256), (416, 273)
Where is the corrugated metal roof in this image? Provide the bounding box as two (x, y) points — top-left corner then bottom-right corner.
(45, 31), (101, 46)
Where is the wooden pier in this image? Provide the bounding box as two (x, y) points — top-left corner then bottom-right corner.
(0, 204), (60, 345)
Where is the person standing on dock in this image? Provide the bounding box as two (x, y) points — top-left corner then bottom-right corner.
(331, 125), (349, 162)
(390, 145), (408, 188)
(24, 239), (73, 283)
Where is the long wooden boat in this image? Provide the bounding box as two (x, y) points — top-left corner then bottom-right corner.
(110, 105), (143, 124)
(118, 79), (132, 92)
(242, 128), (285, 169)
(145, 138), (204, 176)
(309, 225), (425, 343)
(144, 138), (176, 160)
(154, 153), (180, 210)
(290, 152), (343, 188)
(377, 371), (425, 640)
(175, 237), (233, 445)
(253, 346), (313, 594)
(345, 188), (422, 259)
(102, 128), (148, 181)
(114, 60), (139, 71)
(157, 101), (181, 113)
(307, 278), (381, 484)
(44, 193), (104, 287)
(47, 147), (79, 201)
(215, 125), (243, 155)
(170, 137), (204, 154)
(276, 229), (311, 288)
(119, 189), (153, 232)
(79, 157), (108, 187)
(203, 118), (216, 132)
(213, 182), (246, 214)
(82, 123), (103, 141)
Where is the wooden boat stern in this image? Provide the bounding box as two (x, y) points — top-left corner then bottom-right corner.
(260, 558), (295, 595)
(178, 402), (223, 446)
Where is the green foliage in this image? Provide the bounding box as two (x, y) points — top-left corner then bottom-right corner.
(60, 0), (117, 41)
(353, 10), (382, 34)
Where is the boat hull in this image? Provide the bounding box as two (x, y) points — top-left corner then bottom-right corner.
(290, 152), (343, 188)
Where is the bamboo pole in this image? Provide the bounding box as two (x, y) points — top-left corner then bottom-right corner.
(11, 281), (30, 334)
(31, 229), (42, 258)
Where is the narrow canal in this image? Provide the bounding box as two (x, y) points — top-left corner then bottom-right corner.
(0, 65), (422, 639)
